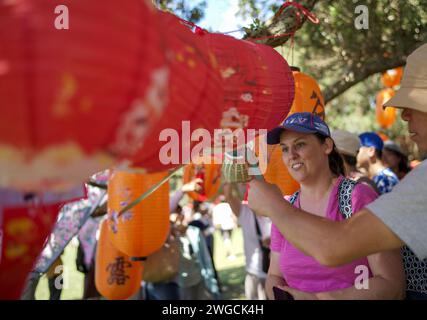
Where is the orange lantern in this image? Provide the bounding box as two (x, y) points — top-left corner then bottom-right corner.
(261, 68), (326, 195)
(95, 220), (143, 300)
(288, 67), (325, 120)
(376, 88), (397, 129)
(107, 170), (170, 259)
(381, 67), (403, 88)
(183, 161), (222, 201)
(377, 132), (389, 141)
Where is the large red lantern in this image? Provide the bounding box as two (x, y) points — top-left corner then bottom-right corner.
(107, 170), (170, 259)
(95, 220), (143, 300)
(376, 88), (397, 129)
(130, 12), (224, 171)
(203, 33), (295, 151)
(0, 0), (167, 191)
(381, 67), (403, 88)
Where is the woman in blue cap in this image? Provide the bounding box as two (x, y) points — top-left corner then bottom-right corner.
(264, 112), (405, 300)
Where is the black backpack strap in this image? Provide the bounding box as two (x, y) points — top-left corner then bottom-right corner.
(338, 178), (358, 219)
(288, 191), (300, 206)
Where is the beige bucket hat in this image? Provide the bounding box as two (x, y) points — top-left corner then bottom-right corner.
(384, 43), (427, 113)
(331, 130), (360, 157)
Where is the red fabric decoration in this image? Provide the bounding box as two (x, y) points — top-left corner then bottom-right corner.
(0, 186), (85, 299)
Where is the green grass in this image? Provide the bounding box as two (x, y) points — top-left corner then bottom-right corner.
(35, 238), (85, 300)
(35, 228), (247, 300)
(213, 228), (246, 300)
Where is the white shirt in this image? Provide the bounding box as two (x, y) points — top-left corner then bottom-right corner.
(212, 202), (235, 231)
(367, 160), (427, 260)
(238, 204), (271, 278)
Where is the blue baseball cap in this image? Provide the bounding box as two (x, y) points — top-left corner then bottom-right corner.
(359, 132), (384, 151)
(267, 112), (331, 145)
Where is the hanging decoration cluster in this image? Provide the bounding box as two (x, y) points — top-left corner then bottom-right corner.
(0, 1), (296, 192)
(376, 67), (403, 129)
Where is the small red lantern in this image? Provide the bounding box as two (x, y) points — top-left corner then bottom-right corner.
(0, 0), (166, 191)
(107, 170), (170, 259)
(183, 160), (222, 201)
(376, 88), (397, 129)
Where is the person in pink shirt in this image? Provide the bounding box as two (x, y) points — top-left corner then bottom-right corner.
(265, 112), (405, 300)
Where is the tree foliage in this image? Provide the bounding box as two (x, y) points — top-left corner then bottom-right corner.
(153, 0), (207, 23)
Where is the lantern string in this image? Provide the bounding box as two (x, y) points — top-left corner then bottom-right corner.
(171, 1), (318, 42)
(274, 1), (319, 25)
(116, 165), (185, 217)
(247, 1), (319, 42)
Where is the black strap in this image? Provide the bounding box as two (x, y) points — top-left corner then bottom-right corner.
(288, 178), (357, 220)
(253, 213), (264, 248)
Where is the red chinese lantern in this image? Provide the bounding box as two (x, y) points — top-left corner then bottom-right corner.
(0, 0), (167, 191)
(107, 170), (170, 259)
(203, 33), (295, 150)
(376, 88), (397, 129)
(381, 67), (403, 88)
(183, 160), (222, 201)
(95, 220), (143, 300)
(261, 68), (325, 195)
(288, 67), (325, 120)
(130, 11), (224, 171)
(0, 186), (84, 299)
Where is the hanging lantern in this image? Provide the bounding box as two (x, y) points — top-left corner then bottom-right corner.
(288, 67), (325, 120)
(107, 170), (170, 259)
(130, 11), (224, 171)
(0, 0), (167, 191)
(203, 33), (295, 151)
(0, 186), (84, 299)
(95, 220), (143, 300)
(183, 159), (222, 201)
(376, 88), (397, 129)
(260, 68), (325, 195)
(381, 67), (403, 88)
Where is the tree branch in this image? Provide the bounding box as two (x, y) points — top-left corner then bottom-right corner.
(324, 56), (410, 104)
(243, 0), (319, 47)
